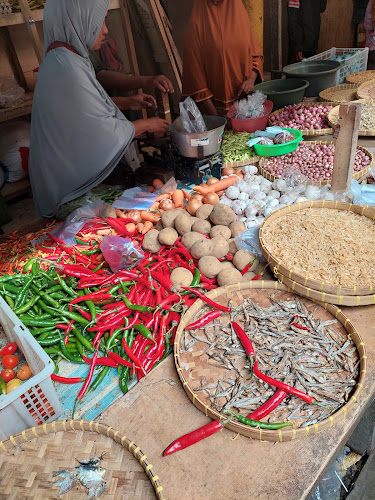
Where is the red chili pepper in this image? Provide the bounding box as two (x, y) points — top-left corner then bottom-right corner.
(82, 354), (119, 367)
(158, 294), (181, 310)
(163, 417), (232, 456)
(64, 320), (75, 346)
(225, 253), (233, 261)
(0, 342), (17, 357)
(76, 307), (92, 322)
(107, 351), (133, 368)
(122, 338), (147, 376)
(185, 311), (222, 330)
(240, 259), (255, 276)
(77, 348), (99, 400)
(251, 274), (262, 281)
(61, 264), (96, 279)
(231, 321), (255, 377)
(182, 288), (231, 312)
(68, 293), (112, 311)
(106, 217), (137, 237)
(51, 374), (85, 384)
(247, 389), (288, 420)
(291, 315), (311, 332)
(92, 331), (105, 348)
(150, 270), (176, 292)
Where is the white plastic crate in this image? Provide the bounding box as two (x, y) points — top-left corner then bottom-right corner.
(0, 297), (62, 440)
(304, 47), (369, 84)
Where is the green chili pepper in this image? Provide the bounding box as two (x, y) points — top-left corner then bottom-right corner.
(133, 323), (156, 344)
(73, 328), (95, 353)
(88, 366), (110, 393)
(15, 275), (35, 309)
(0, 376), (6, 395)
(23, 258), (36, 274)
(29, 326), (55, 336)
(37, 336), (61, 347)
(57, 275), (77, 298)
(59, 339), (85, 363)
(38, 328), (59, 340)
(81, 248), (101, 256)
(122, 296), (154, 313)
(75, 237), (90, 246)
(224, 410), (293, 429)
(19, 318), (57, 327)
(4, 295), (15, 309)
(190, 269), (200, 287)
(119, 332), (136, 394)
(92, 261), (105, 273)
(0, 283), (21, 294)
(15, 294), (41, 315)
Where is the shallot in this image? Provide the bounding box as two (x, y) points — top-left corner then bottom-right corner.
(269, 104), (333, 130)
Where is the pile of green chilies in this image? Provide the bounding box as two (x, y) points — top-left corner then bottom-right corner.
(221, 131), (255, 163)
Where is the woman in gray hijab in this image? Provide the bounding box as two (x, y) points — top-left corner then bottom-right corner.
(29, 0), (169, 218)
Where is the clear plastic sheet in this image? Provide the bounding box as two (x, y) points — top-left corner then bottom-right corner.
(233, 91), (267, 120)
(179, 97), (207, 134)
(235, 224), (266, 262)
(112, 187), (158, 210)
(100, 236), (144, 273)
(351, 179), (375, 205)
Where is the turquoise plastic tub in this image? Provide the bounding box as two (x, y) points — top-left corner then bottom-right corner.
(253, 128), (303, 157)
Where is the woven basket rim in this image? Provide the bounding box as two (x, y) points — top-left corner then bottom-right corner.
(173, 281), (366, 442)
(346, 70), (375, 85)
(0, 419), (166, 500)
(258, 141), (373, 186)
(319, 84), (360, 104)
(356, 80), (375, 100)
(259, 201), (375, 297)
(327, 99), (375, 136)
(223, 156), (259, 168)
(268, 102), (335, 137)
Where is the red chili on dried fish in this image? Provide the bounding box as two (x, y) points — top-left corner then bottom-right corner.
(182, 288), (231, 312)
(185, 311), (222, 330)
(231, 321), (255, 377)
(247, 389), (288, 420)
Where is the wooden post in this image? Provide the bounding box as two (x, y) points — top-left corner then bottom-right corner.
(263, 0), (283, 79)
(18, 0), (43, 63)
(331, 103), (362, 193)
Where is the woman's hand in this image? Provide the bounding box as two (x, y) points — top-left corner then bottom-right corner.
(113, 94), (157, 111)
(133, 117), (169, 137)
(237, 70), (258, 97)
(146, 75), (174, 93)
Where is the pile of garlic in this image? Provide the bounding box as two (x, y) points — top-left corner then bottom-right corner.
(219, 165), (353, 228)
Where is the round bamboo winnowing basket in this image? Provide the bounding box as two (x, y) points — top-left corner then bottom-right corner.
(0, 420), (166, 500)
(259, 201), (375, 298)
(346, 70), (375, 85)
(223, 156), (259, 169)
(327, 99), (375, 137)
(258, 141), (373, 185)
(319, 84), (359, 104)
(268, 102), (335, 137)
(357, 80), (375, 100)
(174, 281), (366, 443)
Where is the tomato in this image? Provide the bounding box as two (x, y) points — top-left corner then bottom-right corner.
(1, 368), (15, 382)
(17, 365), (32, 381)
(2, 355), (19, 369)
(0, 342), (17, 357)
(6, 378), (22, 394)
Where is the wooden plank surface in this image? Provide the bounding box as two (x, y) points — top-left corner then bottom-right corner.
(0, 91), (33, 123)
(100, 301), (375, 500)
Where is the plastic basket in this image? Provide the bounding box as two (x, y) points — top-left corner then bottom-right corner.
(0, 297), (62, 440)
(304, 47), (369, 84)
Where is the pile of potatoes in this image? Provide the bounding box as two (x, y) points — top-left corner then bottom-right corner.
(142, 203), (260, 288)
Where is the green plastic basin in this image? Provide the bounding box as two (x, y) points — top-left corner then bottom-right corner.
(253, 79), (309, 110)
(282, 60), (341, 97)
(253, 128), (303, 157)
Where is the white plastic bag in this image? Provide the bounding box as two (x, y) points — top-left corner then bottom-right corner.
(0, 120), (30, 182)
(179, 97), (207, 134)
(233, 91), (267, 119)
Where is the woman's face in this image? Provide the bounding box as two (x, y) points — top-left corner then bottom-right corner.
(90, 18), (108, 50)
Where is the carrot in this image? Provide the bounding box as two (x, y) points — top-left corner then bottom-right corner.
(115, 209), (126, 218)
(182, 189), (191, 201)
(140, 211), (160, 223)
(126, 223), (136, 233)
(193, 176), (237, 194)
(142, 221), (153, 234)
(137, 223), (144, 233)
(97, 229), (112, 236)
(172, 189), (184, 208)
(155, 193), (170, 202)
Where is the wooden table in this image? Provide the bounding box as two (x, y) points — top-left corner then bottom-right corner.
(100, 301), (375, 500)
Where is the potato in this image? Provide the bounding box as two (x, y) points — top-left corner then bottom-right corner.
(209, 236), (229, 259)
(221, 261), (236, 270)
(217, 268), (243, 286)
(210, 204), (236, 226)
(229, 221), (247, 238)
(210, 225), (231, 240)
(170, 268), (193, 292)
(198, 256), (222, 278)
(161, 209), (181, 228)
(191, 239), (214, 259)
(233, 250), (257, 271)
(181, 231), (204, 250)
(241, 271), (256, 282)
(158, 227), (178, 246)
(192, 219), (211, 234)
(196, 204), (214, 220)
(228, 238), (238, 255)
(156, 220), (164, 231)
(142, 229), (162, 254)
(175, 214), (193, 235)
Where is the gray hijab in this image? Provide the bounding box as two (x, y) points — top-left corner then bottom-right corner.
(29, 0), (135, 217)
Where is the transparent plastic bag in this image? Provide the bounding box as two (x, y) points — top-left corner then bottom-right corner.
(233, 91), (267, 120)
(0, 76), (25, 109)
(100, 236), (144, 273)
(159, 176), (177, 195)
(351, 179), (375, 205)
(179, 97), (207, 134)
(273, 130), (294, 144)
(235, 224), (266, 262)
(113, 187), (158, 210)
(281, 167), (306, 188)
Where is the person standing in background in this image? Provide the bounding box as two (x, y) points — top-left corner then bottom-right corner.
(181, 0), (263, 116)
(364, 0), (375, 69)
(287, 0), (327, 63)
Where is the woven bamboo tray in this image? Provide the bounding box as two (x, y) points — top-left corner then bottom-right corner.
(223, 156), (259, 169)
(258, 141), (372, 186)
(357, 80), (375, 100)
(327, 99), (375, 136)
(0, 419), (165, 500)
(268, 102), (335, 137)
(319, 84), (359, 104)
(259, 201), (375, 297)
(275, 272), (375, 306)
(174, 281), (365, 442)
(346, 70), (375, 85)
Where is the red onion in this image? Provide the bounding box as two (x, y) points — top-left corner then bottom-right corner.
(269, 104), (333, 130)
(262, 143), (371, 181)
